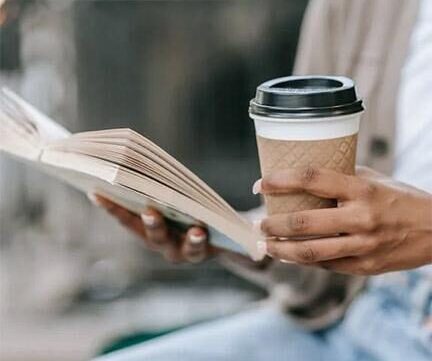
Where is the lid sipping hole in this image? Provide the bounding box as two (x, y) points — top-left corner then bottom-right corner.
(271, 78), (343, 92)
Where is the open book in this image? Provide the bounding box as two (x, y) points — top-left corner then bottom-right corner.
(0, 88), (265, 260)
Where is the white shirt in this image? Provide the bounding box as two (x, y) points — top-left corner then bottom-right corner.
(394, 0), (432, 193)
(394, 0), (432, 274)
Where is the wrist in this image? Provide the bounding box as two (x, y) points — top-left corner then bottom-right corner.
(412, 193), (432, 230)
(406, 193), (432, 265)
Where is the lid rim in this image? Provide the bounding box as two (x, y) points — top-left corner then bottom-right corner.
(249, 100), (364, 119)
(250, 75), (363, 118)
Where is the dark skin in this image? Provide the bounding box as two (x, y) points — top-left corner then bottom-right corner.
(91, 196), (266, 269)
(90, 166), (432, 275)
(256, 166), (432, 275)
(90, 195), (217, 264)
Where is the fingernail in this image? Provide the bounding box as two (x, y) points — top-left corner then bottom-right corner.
(189, 233), (206, 245)
(280, 259), (295, 264)
(141, 213), (156, 227)
(252, 179), (262, 195)
(87, 192), (101, 207)
(257, 239), (267, 256)
(252, 219), (262, 233)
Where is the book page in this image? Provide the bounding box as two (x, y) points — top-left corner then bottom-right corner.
(0, 88), (70, 159)
(0, 90), (265, 260)
(46, 139), (233, 218)
(66, 129), (244, 223)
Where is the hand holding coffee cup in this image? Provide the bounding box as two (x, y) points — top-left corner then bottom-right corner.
(249, 76), (364, 215)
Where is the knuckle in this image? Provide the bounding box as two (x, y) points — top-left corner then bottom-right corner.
(300, 166), (319, 186)
(261, 177), (272, 190)
(358, 207), (379, 232)
(287, 213), (309, 232)
(267, 244), (285, 261)
(294, 244), (318, 264)
(359, 182), (377, 199)
(261, 174), (280, 192)
(361, 236), (380, 254)
(260, 219), (273, 235)
(357, 258), (378, 275)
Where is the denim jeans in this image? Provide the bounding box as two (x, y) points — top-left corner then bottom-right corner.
(94, 270), (432, 361)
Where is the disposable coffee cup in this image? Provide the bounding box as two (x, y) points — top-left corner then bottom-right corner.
(249, 75), (364, 215)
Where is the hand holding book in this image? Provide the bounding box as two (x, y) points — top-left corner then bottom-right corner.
(89, 193), (218, 263)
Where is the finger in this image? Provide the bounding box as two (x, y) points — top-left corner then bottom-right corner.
(266, 234), (371, 264)
(141, 208), (173, 248)
(260, 207), (362, 238)
(90, 193), (147, 239)
(161, 244), (183, 263)
(89, 195), (179, 255)
(141, 209), (182, 258)
(88, 193), (117, 212)
(256, 167), (362, 200)
(180, 227), (209, 263)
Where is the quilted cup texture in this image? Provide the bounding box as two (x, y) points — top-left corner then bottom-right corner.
(256, 134), (358, 215)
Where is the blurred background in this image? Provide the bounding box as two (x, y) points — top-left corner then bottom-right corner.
(0, 1), (307, 359)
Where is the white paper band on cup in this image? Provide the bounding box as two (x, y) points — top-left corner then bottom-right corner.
(250, 112), (362, 141)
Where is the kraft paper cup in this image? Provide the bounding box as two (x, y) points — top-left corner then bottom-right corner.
(249, 76), (364, 215)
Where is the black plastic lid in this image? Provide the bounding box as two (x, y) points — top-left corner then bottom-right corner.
(249, 75), (363, 118)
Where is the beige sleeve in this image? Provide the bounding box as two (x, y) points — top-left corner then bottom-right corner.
(293, 0), (343, 75)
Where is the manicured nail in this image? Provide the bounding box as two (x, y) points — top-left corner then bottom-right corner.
(141, 213), (156, 227)
(189, 233), (206, 245)
(87, 192), (101, 207)
(257, 239), (267, 255)
(252, 179), (262, 195)
(252, 219), (262, 233)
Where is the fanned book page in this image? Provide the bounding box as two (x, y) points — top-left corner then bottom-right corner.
(0, 88), (265, 260)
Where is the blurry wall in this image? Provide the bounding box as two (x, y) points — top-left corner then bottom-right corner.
(0, 1), (307, 359)
(73, 0), (306, 209)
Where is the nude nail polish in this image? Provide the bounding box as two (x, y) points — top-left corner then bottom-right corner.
(141, 213), (156, 227)
(257, 240), (267, 255)
(189, 233), (206, 245)
(252, 179), (262, 195)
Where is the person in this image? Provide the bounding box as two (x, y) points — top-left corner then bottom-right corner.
(92, 0), (432, 360)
